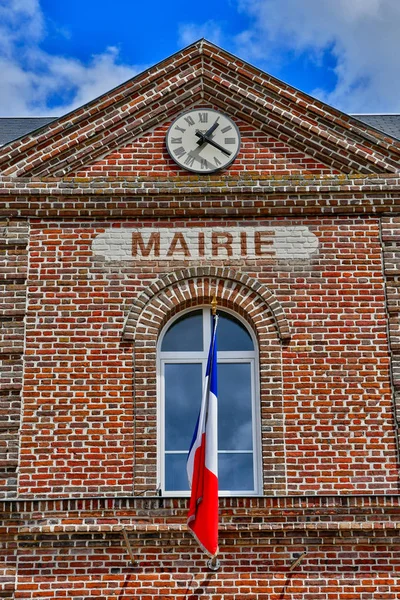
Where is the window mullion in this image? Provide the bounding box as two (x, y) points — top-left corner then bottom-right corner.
(203, 307), (211, 351)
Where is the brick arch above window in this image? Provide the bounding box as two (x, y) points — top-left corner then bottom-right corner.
(121, 266), (291, 343)
(127, 266), (288, 496)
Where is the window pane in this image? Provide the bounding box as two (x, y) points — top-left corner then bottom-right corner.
(161, 310), (203, 351)
(218, 363), (253, 451)
(165, 454), (189, 491)
(166, 453), (255, 493)
(165, 363), (202, 451)
(219, 453), (254, 491)
(218, 312), (254, 351)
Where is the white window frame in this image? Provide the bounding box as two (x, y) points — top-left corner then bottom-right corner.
(157, 306), (262, 497)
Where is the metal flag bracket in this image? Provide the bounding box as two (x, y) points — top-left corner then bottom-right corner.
(289, 550), (307, 571)
(207, 555), (221, 571)
(121, 529), (139, 567)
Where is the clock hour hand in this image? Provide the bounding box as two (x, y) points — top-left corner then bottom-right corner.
(204, 119), (220, 138)
(195, 120), (220, 146)
(195, 133), (232, 157)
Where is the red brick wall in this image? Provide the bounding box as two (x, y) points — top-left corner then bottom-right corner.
(3, 496), (400, 600)
(18, 215), (398, 497)
(21, 223), (134, 496)
(13, 533), (400, 599)
(0, 220), (28, 499)
(282, 217), (398, 494)
(73, 116), (338, 178)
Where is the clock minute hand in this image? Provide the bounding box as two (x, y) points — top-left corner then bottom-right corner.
(200, 135), (232, 157)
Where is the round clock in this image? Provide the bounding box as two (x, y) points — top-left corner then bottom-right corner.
(165, 108), (241, 173)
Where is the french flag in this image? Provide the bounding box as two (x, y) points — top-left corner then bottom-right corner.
(187, 314), (219, 558)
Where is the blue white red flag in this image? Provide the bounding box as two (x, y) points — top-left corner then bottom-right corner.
(187, 314), (219, 558)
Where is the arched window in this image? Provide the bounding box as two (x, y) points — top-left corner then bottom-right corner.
(158, 307), (261, 496)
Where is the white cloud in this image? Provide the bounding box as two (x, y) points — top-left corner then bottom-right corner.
(3, 0), (399, 116)
(0, 0), (141, 116)
(178, 20), (224, 48)
(235, 0), (400, 112)
(0, 0), (44, 51)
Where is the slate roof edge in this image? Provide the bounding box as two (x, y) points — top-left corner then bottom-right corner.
(352, 112), (400, 116)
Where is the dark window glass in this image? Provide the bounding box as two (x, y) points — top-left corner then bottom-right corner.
(218, 363), (253, 451)
(217, 312), (254, 351)
(165, 363), (202, 451)
(218, 453), (254, 491)
(165, 454), (189, 491)
(161, 309), (203, 352)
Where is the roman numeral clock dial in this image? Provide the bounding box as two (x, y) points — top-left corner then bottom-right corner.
(165, 109), (241, 173)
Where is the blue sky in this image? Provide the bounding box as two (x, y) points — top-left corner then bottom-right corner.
(0, 0), (399, 116)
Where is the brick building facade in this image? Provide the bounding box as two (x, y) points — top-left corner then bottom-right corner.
(1, 39), (400, 598)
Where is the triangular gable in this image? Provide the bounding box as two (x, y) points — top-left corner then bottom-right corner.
(0, 39), (399, 177)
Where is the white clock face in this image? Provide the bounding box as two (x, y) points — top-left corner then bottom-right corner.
(166, 109), (241, 173)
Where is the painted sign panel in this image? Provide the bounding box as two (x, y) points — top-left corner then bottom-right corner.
(92, 227), (319, 261)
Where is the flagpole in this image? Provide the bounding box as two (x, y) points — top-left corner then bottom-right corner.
(186, 292), (220, 565)
(208, 294), (220, 571)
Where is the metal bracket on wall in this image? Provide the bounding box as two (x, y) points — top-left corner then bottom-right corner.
(289, 550), (307, 571)
(207, 556), (221, 571)
(122, 529), (139, 567)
